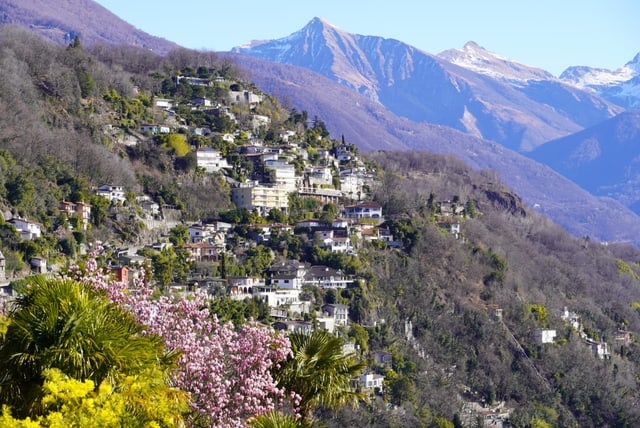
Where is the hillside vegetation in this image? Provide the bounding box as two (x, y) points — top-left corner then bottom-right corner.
(0, 26), (640, 427)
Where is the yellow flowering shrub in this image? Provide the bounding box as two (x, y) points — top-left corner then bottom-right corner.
(0, 368), (188, 427)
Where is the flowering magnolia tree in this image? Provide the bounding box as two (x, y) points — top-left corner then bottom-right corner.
(64, 245), (293, 428)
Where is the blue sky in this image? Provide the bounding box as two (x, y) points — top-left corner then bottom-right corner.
(93, 0), (638, 76)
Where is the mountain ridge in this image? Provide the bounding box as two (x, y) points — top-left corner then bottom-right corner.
(437, 41), (555, 83)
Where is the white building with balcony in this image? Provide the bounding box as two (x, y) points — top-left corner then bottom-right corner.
(232, 183), (290, 216)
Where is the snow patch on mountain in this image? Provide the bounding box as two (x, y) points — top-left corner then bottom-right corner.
(438, 41), (554, 83)
(619, 78), (640, 101)
(559, 54), (640, 108)
(561, 65), (637, 87)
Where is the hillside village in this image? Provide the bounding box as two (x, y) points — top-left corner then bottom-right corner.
(2, 41), (640, 427)
(0, 68), (479, 408)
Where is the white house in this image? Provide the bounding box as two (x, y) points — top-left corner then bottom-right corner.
(322, 304), (349, 326)
(343, 201), (383, 220)
(232, 183), (290, 216)
(319, 236), (351, 253)
(335, 144), (356, 162)
(176, 76), (211, 86)
(264, 160), (298, 191)
(95, 185), (126, 203)
(306, 166), (333, 187)
(9, 218), (42, 240)
(304, 265), (352, 289)
(358, 373), (385, 391)
(268, 260), (307, 290)
(587, 339), (611, 359)
(279, 130), (297, 142)
(140, 124), (170, 134)
(30, 257), (47, 273)
(273, 320), (313, 334)
(141, 200), (160, 216)
(188, 223), (213, 243)
(271, 274), (304, 290)
(210, 221), (233, 234)
(317, 315), (336, 333)
(192, 97), (212, 107)
(339, 172), (368, 200)
(534, 329), (557, 344)
(561, 307), (581, 331)
(154, 98), (173, 109)
(228, 90), (263, 106)
(250, 114), (271, 130)
(437, 221), (461, 239)
(257, 289), (303, 308)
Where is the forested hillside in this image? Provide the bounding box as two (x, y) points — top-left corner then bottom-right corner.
(341, 151), (640, 426)
(1, 26), (640, 427)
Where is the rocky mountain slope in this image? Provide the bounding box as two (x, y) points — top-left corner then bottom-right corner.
(3, 10), (640, 426)
(0, 0), (178, 53)
(530, 110), (640, 212)
(440, 41), (640, 111)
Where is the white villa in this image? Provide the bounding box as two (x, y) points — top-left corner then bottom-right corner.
(196, 148), (231, 173)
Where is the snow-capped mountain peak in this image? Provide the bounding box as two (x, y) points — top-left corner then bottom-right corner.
(559, 52), (640, 109)
(627, 52), (640, 73)
(437, 41), (554, 83)
(234, 17), (349, 62)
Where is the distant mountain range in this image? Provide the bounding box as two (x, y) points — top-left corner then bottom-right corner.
(560, 54), (640, 109)
(234, 17), (630, 153)
(231, 18), (640, 216)
(4, 4), (640, 245)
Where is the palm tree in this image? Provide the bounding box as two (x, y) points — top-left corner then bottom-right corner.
(274, 329), (366, 421)
(0, 276), (173, 418)
(248, 410), (317, 428)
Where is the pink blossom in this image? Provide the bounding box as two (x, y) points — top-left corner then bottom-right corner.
(64, 243), (292, 428)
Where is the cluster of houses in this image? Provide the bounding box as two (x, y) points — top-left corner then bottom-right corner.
(532, 306), (625, 360)
(223, 141), (373, 217)
(137, 81), (378, 220)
